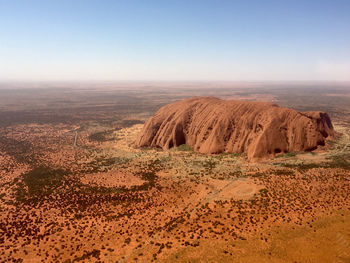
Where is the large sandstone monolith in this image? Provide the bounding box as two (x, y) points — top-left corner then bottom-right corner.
(135, 97), (334, 160)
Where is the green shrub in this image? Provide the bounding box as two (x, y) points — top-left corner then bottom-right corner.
(177, 144), (192, 151)
(16, 166), (67, 202)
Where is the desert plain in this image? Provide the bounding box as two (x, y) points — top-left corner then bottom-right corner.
(0, 82), (349, 262)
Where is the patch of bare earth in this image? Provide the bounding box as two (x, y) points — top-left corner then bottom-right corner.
(210, 178), (263, 201)
(80, 170), (145, 188)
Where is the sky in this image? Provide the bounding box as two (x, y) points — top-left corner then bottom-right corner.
(0, 0), (349, 82)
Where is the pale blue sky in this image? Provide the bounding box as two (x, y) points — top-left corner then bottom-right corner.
(0, 0), (349, 81)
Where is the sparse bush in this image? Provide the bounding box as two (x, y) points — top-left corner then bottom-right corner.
(203, 158), (217, 173)
(276, 152), (296, 158)
(282, 154), (350, 170)
(88, 130), (114, 142)
(177, 144), (192, 151)
(16, 166), (67, 202)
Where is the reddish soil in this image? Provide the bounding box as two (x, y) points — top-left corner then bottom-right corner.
(80, 170), (145, 188)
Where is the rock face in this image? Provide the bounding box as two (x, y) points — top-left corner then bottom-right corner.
(135, 97), (334, 160)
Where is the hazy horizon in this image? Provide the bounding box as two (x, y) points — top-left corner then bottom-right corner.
(1, 0), (350, 82)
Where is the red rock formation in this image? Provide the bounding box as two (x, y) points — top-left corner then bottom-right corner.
(135, 97), (334, 160)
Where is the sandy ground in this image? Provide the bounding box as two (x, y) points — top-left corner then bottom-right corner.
(0, 113), (349, 262)
(80, 170), (145, 188)
(212, 178), (263, 200)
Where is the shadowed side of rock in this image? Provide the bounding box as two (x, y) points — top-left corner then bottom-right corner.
(135, 97), (334, 160)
